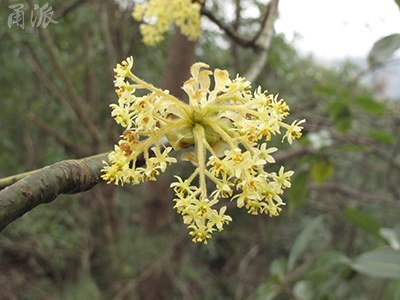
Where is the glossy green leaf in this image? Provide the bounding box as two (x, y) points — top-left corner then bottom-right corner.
(344, 208), (381, 238)
(352, 248), (400, 279)
(311, 159), (335, 184)
(287, 216), (324, 272)
(368, 130), (396, 145)
(354, 96), (386, 115)
(368, 33), (400, 65)
(287, 169), (310, 211)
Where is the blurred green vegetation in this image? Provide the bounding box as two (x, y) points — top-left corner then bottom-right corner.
(1, 1), (400, 299)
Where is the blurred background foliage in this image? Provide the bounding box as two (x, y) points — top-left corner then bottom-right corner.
(1, 0), (400, 299)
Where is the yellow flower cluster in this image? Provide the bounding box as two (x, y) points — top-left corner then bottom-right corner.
(102, 57), (305, 244)
(132, 0), (202, 45)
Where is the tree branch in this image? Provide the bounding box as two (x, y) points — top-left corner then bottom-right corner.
(38, 29), (102, 144)
(201, 6), (254, 48)
(202, 0), (280, 81)
(23, 43), (79, 122)
(244, 0), (279, 81)
(0, 144), (309, 232)
(0, 153), (110, 231)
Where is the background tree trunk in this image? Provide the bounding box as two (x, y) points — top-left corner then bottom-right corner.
(138, 28), (196, 300)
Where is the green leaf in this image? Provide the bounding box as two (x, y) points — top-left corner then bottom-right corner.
(380, 227), (400, 251)
(368, 33), (400, 65)
(305, 250), (349, 278)
(253, 282), (280, 300)
(253, 272), (282, 300)
(311, 159), (335, 184)
(368, 130), (396, 145)
(287, 169), (310, 212)
(344, 208), (381, 238)
(336, 145), (369, 152)
(314, 85), (337, 96)
(354, 96), (386, 115)
(287, 216), (324, 272)
(270, 257), (287, 279)
(352, 248), (400, 279)
(293, 281), (314, 300)
(329, 101), (352, 133)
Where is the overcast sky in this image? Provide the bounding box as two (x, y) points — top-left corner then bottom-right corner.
(276, 0), (400, 60)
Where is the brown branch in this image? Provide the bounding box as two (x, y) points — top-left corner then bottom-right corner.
(0, 153), (109, 231)
(202, 0), (279, 81)
(201, 7), (255, 48)
(201, 0), (278, 53)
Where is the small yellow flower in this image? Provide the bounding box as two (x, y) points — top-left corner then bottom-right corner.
(102, 57), (305, 243)
(282, 119), (306, 144)
(132, 0), (202, 46)
(189, 220), (214, 244)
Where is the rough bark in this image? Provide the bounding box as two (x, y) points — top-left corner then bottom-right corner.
(161, 28), (196, 98)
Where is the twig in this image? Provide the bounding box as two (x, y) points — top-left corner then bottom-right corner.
(0, 170), (38, 191)
(38, 29), (102, 143)
(23, 43), (79, 122)
(0, 153), (110, 231)
(201, 7), (254, 48)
